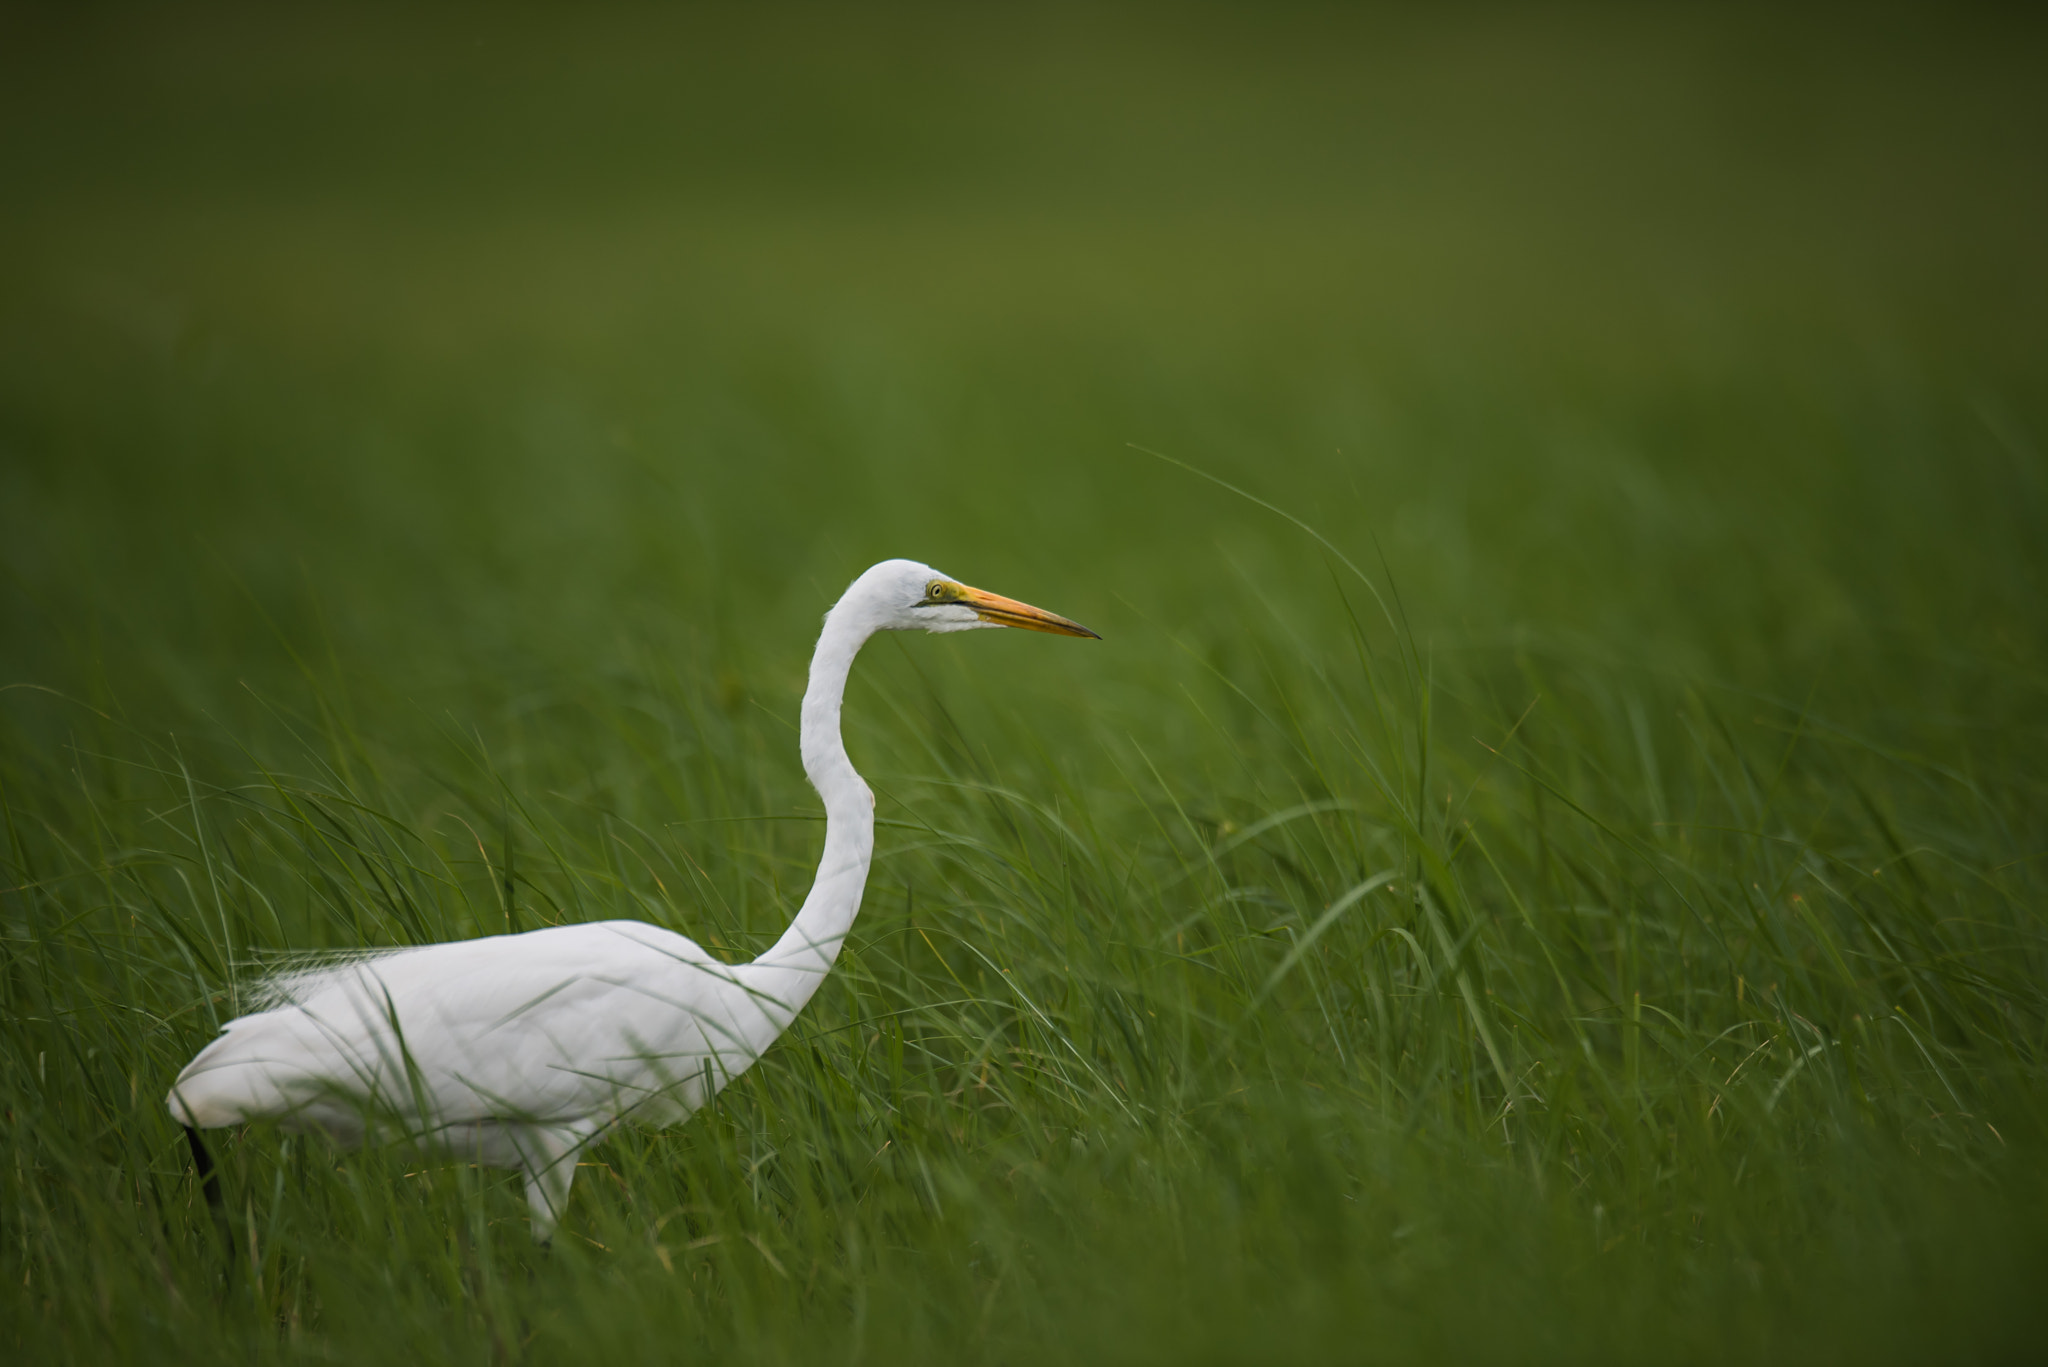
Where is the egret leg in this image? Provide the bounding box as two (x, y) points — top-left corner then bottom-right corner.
(183, 1125), (234, 1260)
(183, 1126), (223, 1209)
(509, 1123), (592, 1244)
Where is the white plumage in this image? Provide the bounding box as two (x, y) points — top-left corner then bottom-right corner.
(167, 558), (1096, 1239)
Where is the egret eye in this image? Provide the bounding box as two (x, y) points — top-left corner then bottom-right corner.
(926, 580), (951, 602)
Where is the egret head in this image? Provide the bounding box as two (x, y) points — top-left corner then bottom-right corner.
(847, 559), (1100, 638)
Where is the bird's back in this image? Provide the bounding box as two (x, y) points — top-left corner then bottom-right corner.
(167, 920), (791, 1143)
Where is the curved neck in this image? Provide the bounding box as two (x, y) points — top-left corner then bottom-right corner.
(750, 605), (878, 1019)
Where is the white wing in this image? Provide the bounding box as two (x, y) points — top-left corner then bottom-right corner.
(167, 921), (795, 1140)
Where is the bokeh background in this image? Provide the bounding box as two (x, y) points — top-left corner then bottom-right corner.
(4, 4), (2046, 1363)
(7, 1), (2043, 714)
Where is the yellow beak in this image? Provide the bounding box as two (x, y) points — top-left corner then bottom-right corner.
(955, 584), (1100, 639)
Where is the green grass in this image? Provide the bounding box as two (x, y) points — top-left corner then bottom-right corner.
(4, 3), (2047, 1362)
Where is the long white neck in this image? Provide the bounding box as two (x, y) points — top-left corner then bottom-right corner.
(747, 603), (878, 1023)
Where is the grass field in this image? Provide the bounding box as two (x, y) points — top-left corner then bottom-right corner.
(4, 4), (2047, 1362)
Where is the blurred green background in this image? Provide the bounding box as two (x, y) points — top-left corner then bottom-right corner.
(7, 0), (2042, 716)
(4, 3), (2046, 1363)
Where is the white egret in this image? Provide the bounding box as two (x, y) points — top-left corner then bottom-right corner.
(167, 559), (1097, 1241)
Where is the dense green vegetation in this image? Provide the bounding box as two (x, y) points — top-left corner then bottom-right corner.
(4, 4), (2045, 1361)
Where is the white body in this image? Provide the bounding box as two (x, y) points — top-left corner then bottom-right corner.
(166, 559), (1092, 1238)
